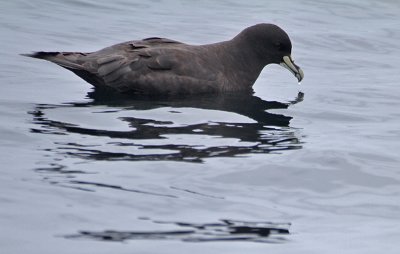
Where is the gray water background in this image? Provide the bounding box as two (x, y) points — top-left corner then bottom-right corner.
(1, 0), (400, 253)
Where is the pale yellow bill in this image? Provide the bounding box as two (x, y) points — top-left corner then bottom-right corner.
(280, 55), (304, 82)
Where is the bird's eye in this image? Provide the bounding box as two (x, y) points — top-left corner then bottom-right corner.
(275, 42), (285, 51)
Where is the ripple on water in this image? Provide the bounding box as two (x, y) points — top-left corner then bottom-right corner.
(66, 218), (291, 243)
(29, 92), (304, 165)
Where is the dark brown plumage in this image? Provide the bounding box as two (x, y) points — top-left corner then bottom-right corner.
(23, 24), (304, 95)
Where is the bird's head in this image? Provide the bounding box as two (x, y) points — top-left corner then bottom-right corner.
(238, 23), (304, 82)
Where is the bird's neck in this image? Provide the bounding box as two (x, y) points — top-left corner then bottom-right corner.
(222, 39), (266, 88)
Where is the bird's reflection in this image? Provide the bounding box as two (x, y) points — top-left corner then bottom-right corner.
(30, 91), (304, 163)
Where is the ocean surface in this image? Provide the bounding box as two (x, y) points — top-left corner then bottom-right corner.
(1, 0), (400, 253)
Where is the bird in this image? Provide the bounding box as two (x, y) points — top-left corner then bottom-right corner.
(22, 23), (304, 95)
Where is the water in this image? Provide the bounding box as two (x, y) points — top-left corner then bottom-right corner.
(1, 0), (400, 253)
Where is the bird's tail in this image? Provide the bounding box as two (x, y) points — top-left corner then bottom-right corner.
(22, 51), (104, 87)
(21, 51), (59, 60)
(21, 51), (85, 70)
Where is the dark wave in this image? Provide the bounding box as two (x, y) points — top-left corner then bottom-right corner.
(66, 218), (290, 243)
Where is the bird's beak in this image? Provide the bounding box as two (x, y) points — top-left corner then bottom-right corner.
(280, 55), (304, 82)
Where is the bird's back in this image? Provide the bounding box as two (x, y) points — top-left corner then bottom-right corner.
(24, 37), (227, 95)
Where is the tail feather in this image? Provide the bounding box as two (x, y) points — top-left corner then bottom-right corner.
(22, 51), (104, 87)
(21, 51), (86, 70)
(21, 51), (60, 59)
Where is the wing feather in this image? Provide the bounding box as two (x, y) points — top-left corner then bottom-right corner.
(24, 37), (222, 94)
